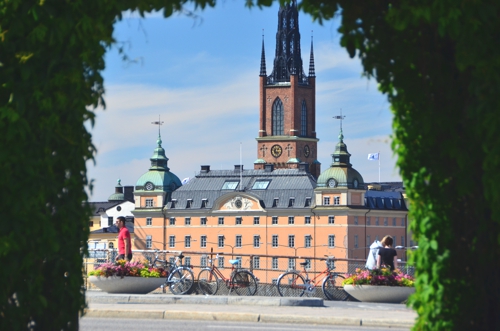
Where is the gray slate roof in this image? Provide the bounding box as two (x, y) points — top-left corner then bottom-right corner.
(88, 201), (120, 215)
(365, 190), (407, 210)
(161, 169), (407, 211)
(169, 168), (316, 210)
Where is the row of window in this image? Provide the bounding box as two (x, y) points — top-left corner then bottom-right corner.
(161, 216), (327, 226)
(272, 99), (308, 137)
(161, 234), (333, 249)
(141, 216), (405, 227)
(169, 195), (311, 208)
(323, 196), (340, 205)
(366, 217), (405, 227)
(146, 234), (405, 250)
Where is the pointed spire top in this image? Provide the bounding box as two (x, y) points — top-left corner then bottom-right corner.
(333, 109), (346, 142)
(152, 115), (164, 139)
(269, 0), (306, 84)
(260, 30), (267, 76)
(152, 115), (164, 146)
(309, 32), (315, 77)
(150, 116), (169, 171)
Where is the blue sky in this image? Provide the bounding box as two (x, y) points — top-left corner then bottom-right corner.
(86, 1), (401, 201)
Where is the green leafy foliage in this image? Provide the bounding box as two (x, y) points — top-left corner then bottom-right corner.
(295, 0), (500, 329)
(0, 1), (216, 330)
(2, 0), (499, 330)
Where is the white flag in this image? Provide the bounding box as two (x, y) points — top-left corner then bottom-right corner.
(367, 153), (379, 161)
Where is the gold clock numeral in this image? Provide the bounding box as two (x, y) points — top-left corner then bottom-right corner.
(271, 144), (282, 158)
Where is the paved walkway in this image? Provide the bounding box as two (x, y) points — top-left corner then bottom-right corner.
(85, 291), (417, 328)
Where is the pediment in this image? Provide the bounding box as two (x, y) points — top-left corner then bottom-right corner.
(216, 194), (263, 212)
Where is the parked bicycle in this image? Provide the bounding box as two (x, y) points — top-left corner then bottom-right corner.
(150, 250), (194, 295)
(197, 254), (258, 296)
(276, 256), (348, 300)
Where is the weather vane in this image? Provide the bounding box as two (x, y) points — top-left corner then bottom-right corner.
(151, 115), (164, 136)
(333, 109), (345, 131)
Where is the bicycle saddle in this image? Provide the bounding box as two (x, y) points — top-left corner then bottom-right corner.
(299, 262), (308, 266)
(229, 259), (240, 265)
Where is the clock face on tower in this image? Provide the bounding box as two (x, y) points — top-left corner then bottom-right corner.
(303, 145), (310, 158)
(145, 182), (154, 191)
(271, 144), (282, 158)
(328, 178), (337, 188)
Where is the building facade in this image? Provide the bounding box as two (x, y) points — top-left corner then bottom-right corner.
(129, 2), (409, 277)
(254, 1), (320, 177)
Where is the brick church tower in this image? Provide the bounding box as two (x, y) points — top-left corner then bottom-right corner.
(254, 0), (320, 177)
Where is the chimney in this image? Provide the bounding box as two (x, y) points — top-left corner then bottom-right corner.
(299, 162), (309, 173)
(234, 165), (243, 172)
(124, 186), (135, 202)
(264, 164), (274, 172)
(200, 165), (210, 173)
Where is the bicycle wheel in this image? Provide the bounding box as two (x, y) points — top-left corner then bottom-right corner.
(322, 273), (349, 301)
(277, 272), (306, 297)
(168, 267), (194, 295)
(197, 269), (218, 295)
(231, 270), (257, 296)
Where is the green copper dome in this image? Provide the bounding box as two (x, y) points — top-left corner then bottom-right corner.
(108, 179), (125, 201)
(317, 128), (364, 189)
(136, 135), (182, 192)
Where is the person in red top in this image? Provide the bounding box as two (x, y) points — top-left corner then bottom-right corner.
(116, 216), (132, 261)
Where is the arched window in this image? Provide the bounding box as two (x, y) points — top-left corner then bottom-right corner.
(300, 100), (307, 136)
(272, 98), (284, 135)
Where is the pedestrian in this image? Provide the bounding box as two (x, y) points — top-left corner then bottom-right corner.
(116, 216), (132, 261)
(365, 240), (383, 270)
(376, 235), (398, 271)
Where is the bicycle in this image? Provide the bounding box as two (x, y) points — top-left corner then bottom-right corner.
(276, 256), (348, 301)
(150, 250), (195, 295)
(197, 254), (258, 296)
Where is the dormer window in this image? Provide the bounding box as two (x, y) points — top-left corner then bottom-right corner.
(201, 199), (208, 208)
(171, 199), (177, 208)
(252, 180), (271, 190)
(272, 198), (279, 208)
(222, 181), (239, 190)
(186, 199), (193, 209)
(305, 197), (311, 207)
(288, 197), (295, 207)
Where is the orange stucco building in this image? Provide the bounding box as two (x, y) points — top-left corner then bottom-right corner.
(128, 2), (408, 277)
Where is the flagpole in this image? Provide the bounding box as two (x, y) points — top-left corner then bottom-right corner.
(378, 151), (381, 183)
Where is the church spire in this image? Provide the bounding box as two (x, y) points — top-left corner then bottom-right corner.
(260, 32), (267, 76)
(150, 116), (169, 171)
(268, 0), (307, 84)
(332, 111), (351, 166)
(308, 34), (315, 77)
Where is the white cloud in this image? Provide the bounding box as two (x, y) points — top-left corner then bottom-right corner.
(87, 7), (401, 201)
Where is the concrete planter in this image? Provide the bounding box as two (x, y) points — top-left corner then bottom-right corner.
(89, 276), (166, 294)
(343, 285), (415, 303)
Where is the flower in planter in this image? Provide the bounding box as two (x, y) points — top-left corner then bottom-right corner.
(89, 260), (168, 278)
(342, 268), (415, 287)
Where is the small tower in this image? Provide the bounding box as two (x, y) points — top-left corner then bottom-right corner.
(134, 133), (182, 209)
(108, 179), (125, 202)
(255, 0), (320, 177)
